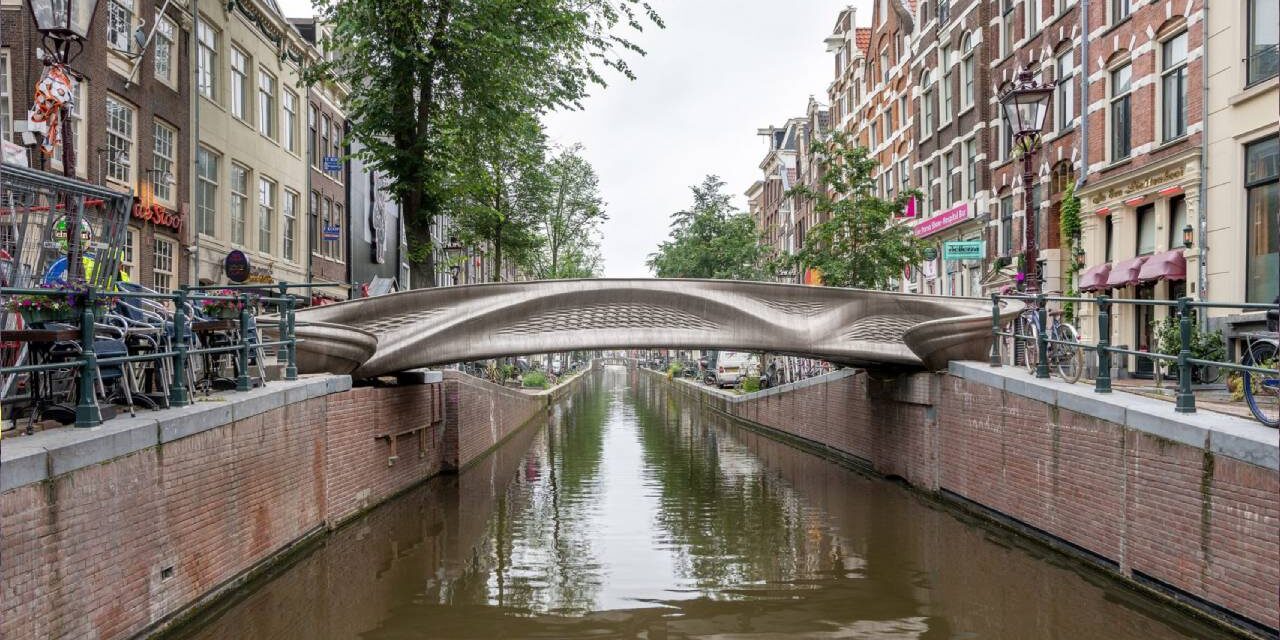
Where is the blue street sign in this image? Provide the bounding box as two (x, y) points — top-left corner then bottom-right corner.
(323, 155), (341, 172)
(323, 224), (341, 241)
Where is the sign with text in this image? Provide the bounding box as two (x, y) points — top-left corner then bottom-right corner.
(913, 202), (971, 237)
(943, 240), (985, 261)
(323, 155), (341, 172)
(224, 249), (250, 283)
(323, 224), (341, 241)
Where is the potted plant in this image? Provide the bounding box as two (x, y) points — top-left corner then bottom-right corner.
(3, 283), (111, 325)
(200, 289), (255, 319)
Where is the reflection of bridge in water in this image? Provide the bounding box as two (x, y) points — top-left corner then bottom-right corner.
(272, 279), (1022, 378)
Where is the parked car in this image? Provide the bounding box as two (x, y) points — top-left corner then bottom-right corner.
(713, 351), (757, 388)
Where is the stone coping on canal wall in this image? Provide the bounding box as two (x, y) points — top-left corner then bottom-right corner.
(645, 364), (1280, 638)
(0, 366), (592, 640)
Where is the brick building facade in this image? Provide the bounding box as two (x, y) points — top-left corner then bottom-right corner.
(1, 0), (191, 292)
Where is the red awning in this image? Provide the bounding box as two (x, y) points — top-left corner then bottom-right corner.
(1078, 263), (1113, 292)
(1137, 249), (1187, 282)
(1105, 255), (1150, 288)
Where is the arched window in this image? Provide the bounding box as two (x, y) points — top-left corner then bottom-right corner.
(961, 33), (976, 108)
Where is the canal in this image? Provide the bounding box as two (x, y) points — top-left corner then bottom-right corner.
(173, 365), (1231, 639)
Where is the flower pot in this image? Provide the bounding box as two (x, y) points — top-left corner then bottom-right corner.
(205, 307), (242, 320)
(17, 307), (78, 325)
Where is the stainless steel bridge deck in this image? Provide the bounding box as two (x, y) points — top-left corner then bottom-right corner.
(268, 279), (1022, 378)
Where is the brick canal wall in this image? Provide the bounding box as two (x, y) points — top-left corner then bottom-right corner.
(648, 363), (1280, 636)
(0, 370), (576, 640)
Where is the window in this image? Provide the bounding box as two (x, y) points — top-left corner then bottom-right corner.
(898, 96), (908, 128)
(1001, 115), (1013, 160)
(1161, 32), (1188, 141)
(938, 0), (950, 25)
(308, 104), (318, 166)
(1112, 0), (1131, 23)
(1168, 195), (1187, 249)
(899, 158), (911, 192)
(965, 139), (977, 198)
(154, 16), (176, 86)
(152, 120), (176, 204)
(328, 118), (342, 181)
(1248, 0), (1279, 85)
(258, 177), (275, 252)
(120, 228), (137, 278)
(940, 46), (953, 125)
(1056, 49), (1075, 130)
(196, 147), (218, 236)
(283, 90), (298, 153)
(1000, 193), (1014, 254)
(319, 196), (331, 256)
(961, 34), (975, 108)
(153, 238), (174, 294)
(1026, 0), (1042, 34)
(1110, 63), (1132, 160)
(230, 164), (248, 246)
(320, 114), (331, 170)
(283, 190), (298, 261)
(196, 20), (217, 99)
(258, 69), (276, 138)
(1136, 203), (1155, 255)
(880, 50), (889, 85)
(1, 50), (11, 143)
(1002, 3), (1016, 57)
(923, 163), (934, 213)
(330, 204), (344, 260)
(107, 0), (135, 53)
(1245, 136), (1279, 302)
(310, 191), (320, 251)
(885, 166), (896, 199)
(231, 47), (249, 120)
(1105, 212), (1115, 261)
(944, 151), (954, 205)
(921, 72), (935, 137)
(105, 96), (135, 185)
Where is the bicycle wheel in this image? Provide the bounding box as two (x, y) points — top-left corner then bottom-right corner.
(1054, 324), (1084, 383)
(1023, 322), (1039, 374)
(1242, 342), (1279, 428)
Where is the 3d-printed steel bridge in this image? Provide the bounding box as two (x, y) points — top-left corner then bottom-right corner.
(270, 279), (1022, 378)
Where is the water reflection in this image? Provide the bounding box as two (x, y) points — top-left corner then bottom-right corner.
(173, 366), (1229, 639)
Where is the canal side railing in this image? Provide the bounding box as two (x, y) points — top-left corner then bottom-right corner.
(990, 293), (1279, 424)
(0, 282), (320, 429)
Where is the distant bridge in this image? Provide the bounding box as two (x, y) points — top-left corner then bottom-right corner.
(269, 279), (1021, 378)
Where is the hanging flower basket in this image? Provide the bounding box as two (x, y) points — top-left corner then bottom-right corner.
(199, 289), (257, 320)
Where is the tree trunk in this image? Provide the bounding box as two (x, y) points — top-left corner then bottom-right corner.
(492, 218), (504, 283)
(404, 0), (454, 289)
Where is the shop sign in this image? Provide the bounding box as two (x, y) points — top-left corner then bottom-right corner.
(132, 202), (182, 229)
(224, 250), (250, 283)
(1087, 166), (1184, 205)
(913, 202), (971, 237)
(943, 240), (985, 261)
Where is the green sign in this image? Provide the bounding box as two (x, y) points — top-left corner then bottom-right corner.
(922, 246), (938, 261)
(943, 240), (985, 261)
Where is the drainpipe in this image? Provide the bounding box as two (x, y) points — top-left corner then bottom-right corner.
(1197, 0), (1209, 303)
(190, 0), (201, 286)
(1075, 0), (1089, 193)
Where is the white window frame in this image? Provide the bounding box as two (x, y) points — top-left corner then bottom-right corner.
(196, 20), (218, 100)
(121, 227), (137, 278)
(962, 34), (975, 108)
(105, 95), (135, 186)
(940, 45), (953, 126)
(282, 89), (298, 153)
(1056, 48), (1076, 131)
(153, 237), (175, 294)
(230, 46), (250, 121)
(258, 176), (275, 253)
(196, 146), (219, 237)
(1110, 61), (1133, 161)
(154, 15), (177, 88)
(106, 0), (135, 54)
(152, 119), (176, 205)
(0, 50), (11, 143)
(258, 68), (276, 139)
(283, 189), (298, 261)
(1160, 30), (1189, 143)
(230, 163), (249, 246)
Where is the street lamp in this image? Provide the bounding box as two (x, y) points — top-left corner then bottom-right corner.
(999, 67), (1054, 293)
(444, 236), (464, 285)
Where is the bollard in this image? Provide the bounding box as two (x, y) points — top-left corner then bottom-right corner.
(169, 287), (191, 407)
(1095, 296), (1112, 393)
(236, 293), (252, 392)
(1035, 294), (1050, 379)
(990, 293), (1002, 367)
(75, 284), (102, 427)
(284, 294), (298, 381)
(1175, 297), (1196, 413)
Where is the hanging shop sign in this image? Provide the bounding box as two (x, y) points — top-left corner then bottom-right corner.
(913, 202), (971, 237)
(132, 202), (182, 229)
(943, 240), (985, 261)
(224, 249), (250, 283)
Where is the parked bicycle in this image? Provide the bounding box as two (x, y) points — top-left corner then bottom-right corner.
(1238, 331), (1279, 427)
(1002, 299), (1083, 383)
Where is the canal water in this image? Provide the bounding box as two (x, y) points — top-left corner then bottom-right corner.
(175, 366), (1230, 639)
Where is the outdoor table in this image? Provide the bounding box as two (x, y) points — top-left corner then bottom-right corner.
(191, 319), (240, 392)
(4, 327), (82, 431)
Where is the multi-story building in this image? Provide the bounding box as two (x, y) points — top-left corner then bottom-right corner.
(1073, 0), (1206, 375)
(348, 139), (408, 296)
(191, 0), (309, 288)
(982, 0), (1082, 298)
(290, 18), (347, 302)
(910, 0), (993, 297)
(2, 0), (192, 292)
(1203, 0), (1277, 312)
(753, 120), (801, 273)
(793, 96), (830, 285)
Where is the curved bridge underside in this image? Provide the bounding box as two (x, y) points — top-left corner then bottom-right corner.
(269, 279), (1023, 378)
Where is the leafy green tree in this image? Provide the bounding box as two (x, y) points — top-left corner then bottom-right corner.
(783, 132), (924, 289)
(524, 145), (607, 279)
(304, 0), (662, 287)
(647, 176), (769, 280)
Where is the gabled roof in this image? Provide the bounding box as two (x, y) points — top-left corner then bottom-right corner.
(855, 28), (871, 51)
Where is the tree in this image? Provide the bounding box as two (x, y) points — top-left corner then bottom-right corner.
(304, 0), (662, 287)
(647, 176), (769, 280)
(783, 132), (924, 289)
(524, 145), (607, 279)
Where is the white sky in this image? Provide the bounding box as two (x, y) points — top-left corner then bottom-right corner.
(278, 0), (869, 277)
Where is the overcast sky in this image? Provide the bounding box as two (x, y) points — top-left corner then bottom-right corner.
(279, 0), (869, 277)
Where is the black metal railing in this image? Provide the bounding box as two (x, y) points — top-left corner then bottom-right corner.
(991, 293), (1279, 420)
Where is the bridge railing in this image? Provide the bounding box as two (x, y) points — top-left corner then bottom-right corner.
(2, 283), (303, 429)
(990, 292), (1279, 425)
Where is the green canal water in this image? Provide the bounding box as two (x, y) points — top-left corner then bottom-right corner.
(175, 366), (1231, 639)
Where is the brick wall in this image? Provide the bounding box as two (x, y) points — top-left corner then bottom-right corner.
(0, 371), (565, 640)
(649, 367), (1279, 633)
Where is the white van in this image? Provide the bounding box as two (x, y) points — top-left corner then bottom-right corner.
(713, 351), (757, 388)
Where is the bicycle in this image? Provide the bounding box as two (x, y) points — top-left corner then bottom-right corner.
(1003, 301), (1083, 383)
(1238, 331), (1278, 427)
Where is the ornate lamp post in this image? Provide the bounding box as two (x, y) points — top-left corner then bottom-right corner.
(999, 68), (1054, 293)
(444, 237), (464, 285)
